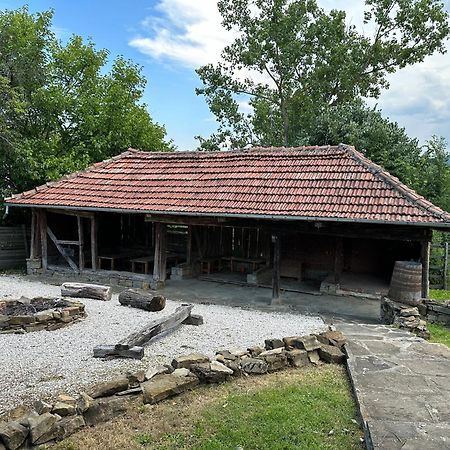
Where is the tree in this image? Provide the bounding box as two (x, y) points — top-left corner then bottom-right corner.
(0, 7), (172, 207)
(196, 0), (449, 149)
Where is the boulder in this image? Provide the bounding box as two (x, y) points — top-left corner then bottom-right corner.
(317, 330), (347, 349)
(259, 349), (288, 372)
(33, 400), (52, 415)
(141, 373), (199, 404)
(83, 397), (130, 426)
(308, 350), (321, 365)
(190, 361), (234, 383)
(286, 349), (309, 368)
(182, 314), (204, 326)
(215, 350), (237, 361)
(241, 358), (268, 375)
(88, 376), (129, 398)
(28, 413), (58, 445)
(285, 335), (321, 351)
(76, 393), (94, 414)
(171, 353), (209, 369)
(54, 415), (86, 441)
(264, 338), (284, 350)
(0, 421), (28, 450)
(318, 345), (346, 364)
(52, 402), (76, 417)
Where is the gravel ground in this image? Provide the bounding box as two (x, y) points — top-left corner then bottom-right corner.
(0, 274), (325, 414)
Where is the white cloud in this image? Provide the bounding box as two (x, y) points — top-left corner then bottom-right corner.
(130, 0), (450, 144)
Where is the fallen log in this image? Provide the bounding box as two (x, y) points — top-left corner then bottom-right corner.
(118, 289), (166, 311)
(61, 282), (112, 301)
(93, 304), (194, 359)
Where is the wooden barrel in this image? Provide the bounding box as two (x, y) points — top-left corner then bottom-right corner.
(388, 261), (423, 305)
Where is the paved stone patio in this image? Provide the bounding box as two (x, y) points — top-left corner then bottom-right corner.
(340, 322), (450, 450)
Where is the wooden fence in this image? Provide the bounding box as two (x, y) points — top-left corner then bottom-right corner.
(430, 242), (449, 290)
(0, 226), (29, 270)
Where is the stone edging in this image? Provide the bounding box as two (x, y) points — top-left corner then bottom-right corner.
(0, 329), (347, 449)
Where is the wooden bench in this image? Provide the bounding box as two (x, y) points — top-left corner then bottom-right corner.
(221, 256), (266, 273)
(131, 253), (180, 274)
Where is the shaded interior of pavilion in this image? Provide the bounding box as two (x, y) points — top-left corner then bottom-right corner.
(34, 210), (423, 300)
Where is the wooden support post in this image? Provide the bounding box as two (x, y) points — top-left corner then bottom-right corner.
(271, 233), (281, 304)
(153, 222), (167, 288)
(91, 214), (98, 271)
(421, 239), (431, 298)
(334, 236), (343, 286)
(39, 210), (48, 270)
(77, 216), (85, 271)
(30, 209), (36, 259)
(186, 225), (193, 265)
(47, 226), (79, 272)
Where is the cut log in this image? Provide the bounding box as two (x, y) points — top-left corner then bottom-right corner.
(118, 290), (166, 311)
(93, 304), (194, 359)
(61, 282), (112, 301)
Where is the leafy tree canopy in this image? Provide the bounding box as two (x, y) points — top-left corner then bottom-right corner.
(0, 7), (172, 205)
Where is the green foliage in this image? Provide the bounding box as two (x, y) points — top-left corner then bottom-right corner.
(0, 6), (172, 208)
(428, 323), (450, 347)
(197, 0), (449, 149)
(429, 289), (450, 302)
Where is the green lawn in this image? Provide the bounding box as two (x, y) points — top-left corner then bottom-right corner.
(428, 323), (450, 348)
(54, 365), (363, 450)
(429, 289), (450, 302)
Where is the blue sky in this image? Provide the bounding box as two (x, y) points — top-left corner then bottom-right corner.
(2, 0), (450, 150)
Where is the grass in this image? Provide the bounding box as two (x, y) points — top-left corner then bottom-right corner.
(52, 365), (363, 450)
(428, 323), (450, 348)
(429, 289), (450, 302)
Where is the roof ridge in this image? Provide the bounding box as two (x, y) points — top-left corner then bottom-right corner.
(342, 144), (450, 222)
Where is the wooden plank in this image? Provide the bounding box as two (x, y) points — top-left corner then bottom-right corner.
(153, 222), (167, 286)
(56, 240), (80, 245)
(77, 216), (84, 271)
(30, 210), (36, 259)
(272, 233), (281, 302)
(47, 226), (78, 272)
(145, 214), (228, 226)
(39, 210), (48, 270)
(91, 214), (98, 271)
(47, 208), (94, 218)
(421, 240), (430, 298)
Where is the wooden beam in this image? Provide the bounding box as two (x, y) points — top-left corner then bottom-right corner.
(77, 216), (84, 271)
(91, 214), (98, 271)
(186, 225), (193, 265)
(153, 222), (168, 287)
(334, 236), (344, 285)
(56, 240), (80, 245)
(39, 210), (48, 270)
(30, 209), (36, 259)
(421, 239), (430, 298)
(271, 233), (281, 303)
(46, 208), (94, 219)
(47, 226), (78, 272)
(145, 214), (228, 226)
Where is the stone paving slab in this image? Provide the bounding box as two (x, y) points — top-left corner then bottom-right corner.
(340, 322), (450, 450)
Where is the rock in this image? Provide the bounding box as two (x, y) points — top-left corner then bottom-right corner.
(0, 421), (28, 450)
(222, 359), (242, 376)
(88, 376), (129, 398)
(241, 358), (268, 374)
(56, 394), (77, 406)
(54, 415), (85, 441)
(28, 412), (58, 445)
(141, 373), (199, 404)
(215, 350), (237, 361)
(18, 411), (38, 428)
(287, 335), (321, 351)
(126, 370), (146, 388)
(308, 350), (320, 365)
(247, 346), (264, 356)
(145, 365), (171, 380)
(115, 387), (142, 396)
(259, 350), (288, 372)
(52, 402), (76, 417)
(318, 330), (347, 349)
(172, 368), (191, 377)
(83, 397), (131, 426)
(318, 344), (346, 364)
(286, 349), (309, 367)
(398, 306), (420, 317)
(191, 361), (234, 383)
(76, 393), (94, 414)
(35, 311), (54, 322)
(182, 314), (204, 326)
(259, 347), (284, 356)
(210, 360), (234, 374)
(264, 338), (284, 350)
(33, 400), (53, 415)
(172, 353), (209, 369)
(228, 348), (249, 358)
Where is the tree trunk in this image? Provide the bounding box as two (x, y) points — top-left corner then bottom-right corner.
(61, 282), (112, 301)
(118, 289), (166, 311)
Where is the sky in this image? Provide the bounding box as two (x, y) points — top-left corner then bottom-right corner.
(2, 0), (450, 150)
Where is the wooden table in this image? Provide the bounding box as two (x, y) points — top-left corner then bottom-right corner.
(98, 251), (141, 270)
(131, 253), (180, 274)
(221, 256), (266, 273)
(199, 258), (221, 274)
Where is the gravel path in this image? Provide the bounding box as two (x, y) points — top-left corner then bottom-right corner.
(0, 275), (325, 414)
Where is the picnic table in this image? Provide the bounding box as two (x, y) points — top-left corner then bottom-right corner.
(97, 251), (143, 270)
(130, 253), (180, 274)
(221, 256), (266, 273)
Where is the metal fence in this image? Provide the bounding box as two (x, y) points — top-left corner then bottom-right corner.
(0, 226), (29, 270)
(430, 242), (449, 290)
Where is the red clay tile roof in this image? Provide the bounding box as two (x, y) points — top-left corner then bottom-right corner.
(5, 144), (450, 226)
